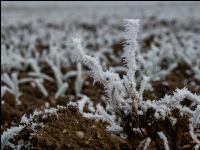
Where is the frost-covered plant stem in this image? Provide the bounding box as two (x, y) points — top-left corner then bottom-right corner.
(68, 18), (200, 145)
(158, 131), (170, 150)
(68, 35), (125, 113)
(75, 63), (84, 96)
(1, 73), (21, 105)
(34, 79), (48, 97)
(68, 19), (147, 113)
(123, 19), (139, 85)
(1, 125), (25, 150)
(67, 19), (151, 134)
(143, 137), (151, 150)
(142, 88), (200, 119)
(45, 57), (68, 98)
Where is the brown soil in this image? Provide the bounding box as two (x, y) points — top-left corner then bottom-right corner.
(1, 86), (56, 133)
(3, 93), (195, 150)
(121, 109), (195, 150)
(3, 108), (131, 150)
(143, 64), (200, 100)
(1, 64), (105, 133)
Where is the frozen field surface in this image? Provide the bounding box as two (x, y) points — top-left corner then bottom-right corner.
(1, 2), (200, 150)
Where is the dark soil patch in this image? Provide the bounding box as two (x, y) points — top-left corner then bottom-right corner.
(1, 64), (106, 133)
(3, 108), (130, 150)
(121, 109), (195, 150)
(3, 101), (195, 150)
(112, 41), (124, 57)
(144, 64), (200, 100)
(1, 90), (66, 133)
(82, 76), (105, 105)
(79, 23), (97, 33)
(140, 34), (155, 52)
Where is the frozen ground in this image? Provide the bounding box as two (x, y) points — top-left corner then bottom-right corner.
(1, 1), (200, 150)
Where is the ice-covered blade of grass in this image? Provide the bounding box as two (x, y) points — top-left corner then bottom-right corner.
(1, 73), (22, 105)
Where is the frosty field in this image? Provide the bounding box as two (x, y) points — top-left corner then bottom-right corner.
(1, 2), (200, 150)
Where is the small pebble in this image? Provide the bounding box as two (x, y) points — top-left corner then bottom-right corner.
(18, 139), (24, 145)
(31, 82), (36, 87)
(63, 129), (67, 134)
(85, 141), (90, 145)
(45, 102), (50, 108)
(180, 144), (191, 149)
(76, 131), (84, 140)
(96, 131), (101, 139)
